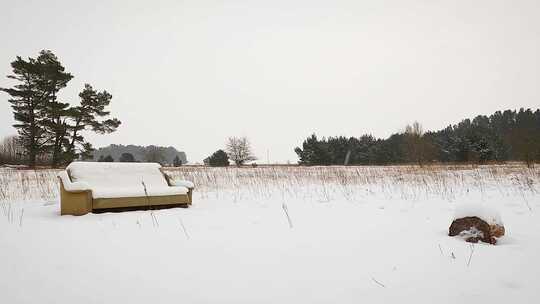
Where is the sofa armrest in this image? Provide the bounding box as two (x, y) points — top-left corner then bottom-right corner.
(169, 179), (195, 189)
(58, 171), (93, 215)
(58, 171), (91, 192)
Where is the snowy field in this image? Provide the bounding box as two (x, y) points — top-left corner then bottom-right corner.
(1, 164), (539, 303)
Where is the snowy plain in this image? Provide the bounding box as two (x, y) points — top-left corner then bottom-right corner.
(1, 164), (539, 304)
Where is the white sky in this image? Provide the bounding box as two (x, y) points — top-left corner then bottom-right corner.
(1, 0), (539, 163)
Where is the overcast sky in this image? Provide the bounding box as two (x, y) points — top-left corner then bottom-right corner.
(1, 0), (539, 163)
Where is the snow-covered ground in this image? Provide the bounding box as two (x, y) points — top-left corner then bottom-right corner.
(1, 164), (539, 303)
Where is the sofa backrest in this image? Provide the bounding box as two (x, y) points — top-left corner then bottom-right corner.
(67, 162), (169, 190)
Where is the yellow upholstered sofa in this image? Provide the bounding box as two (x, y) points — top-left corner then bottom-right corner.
(58, 162), (193, 215)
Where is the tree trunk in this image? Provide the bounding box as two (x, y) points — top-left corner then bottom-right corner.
(51, 120), (66, 168)
(28, 146), (36, 168)
(28, 115), (37, 169)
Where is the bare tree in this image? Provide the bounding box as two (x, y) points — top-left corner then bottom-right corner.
(0, 135), (25, 165)
(403, 121), (434, 166)
(226, 137), (257, 166)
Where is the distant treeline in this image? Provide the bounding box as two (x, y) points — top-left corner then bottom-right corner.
(93, 144), (187, 165)
(295, 108), (540, 167)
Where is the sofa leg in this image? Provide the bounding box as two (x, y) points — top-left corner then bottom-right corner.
(187, 189), (193, 205)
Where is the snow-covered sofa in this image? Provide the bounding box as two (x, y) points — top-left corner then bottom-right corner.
(58, 162), (194, 215)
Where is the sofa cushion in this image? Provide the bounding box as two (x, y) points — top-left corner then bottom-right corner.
(92, 186), (188, 199)
(67, 162), (174, 198)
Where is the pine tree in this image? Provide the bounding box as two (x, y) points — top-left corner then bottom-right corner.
(119, 152), (136, 162)
(204, 149), (229, 167)
(64, 84), (121, 162)
(294, 134), (331, 165)
(1, 50), (119, 167)
(0, 51), (71, 167)
(38, 51), (74, 167)
(144, 145), (166, 164)
(510, 108), (540, 167)
(173, 155), (183, 166)
(98, 155), (114, 162)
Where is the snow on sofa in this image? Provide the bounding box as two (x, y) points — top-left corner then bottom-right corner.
(58, 162), (194, 215)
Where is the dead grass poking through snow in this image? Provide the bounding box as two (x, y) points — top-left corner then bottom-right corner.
(0, 164), (538, 205)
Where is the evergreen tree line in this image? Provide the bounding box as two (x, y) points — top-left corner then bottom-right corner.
(0, 50), (120, 167)
(295, 108), (540, 167)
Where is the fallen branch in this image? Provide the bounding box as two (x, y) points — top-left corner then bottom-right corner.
(371, 276), (386, 288)
(19, 208), (24, 227)
(282, 203), (293, 228)
(151, 212), (159, 228)
(179, 217), (190, 239)
(467, 244), (475, 267)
